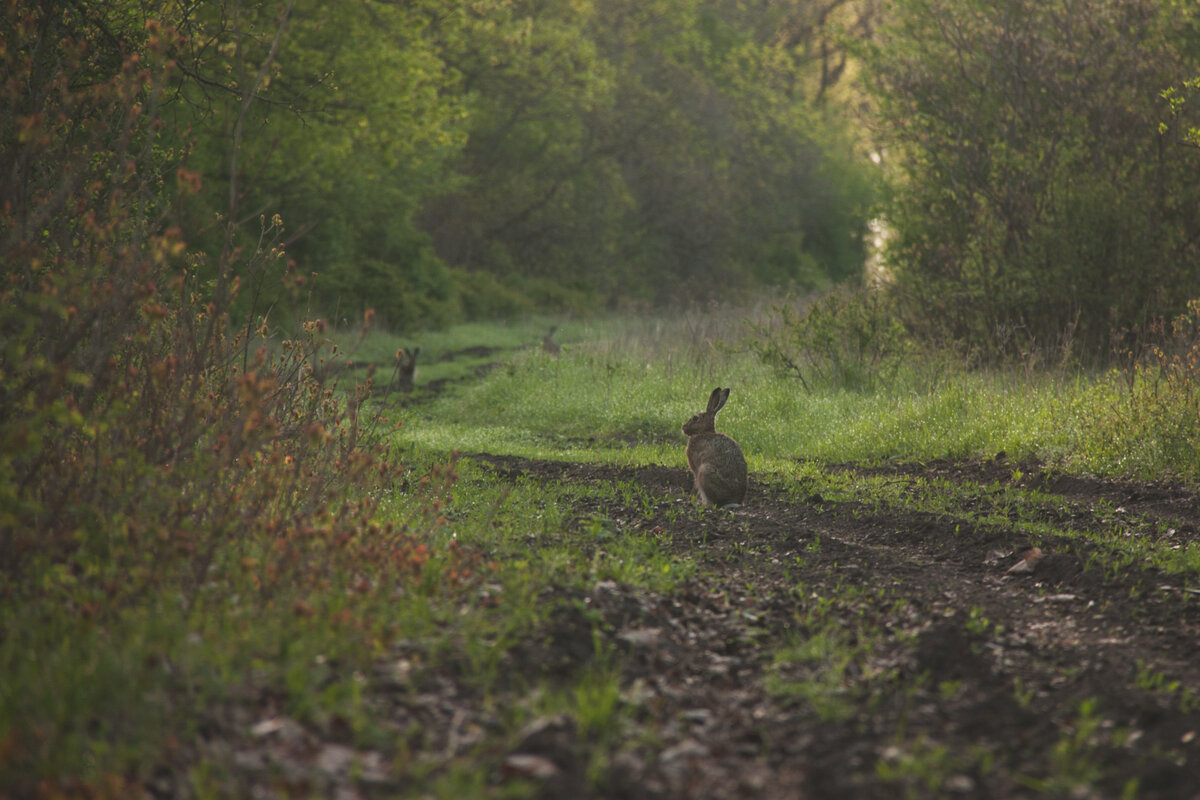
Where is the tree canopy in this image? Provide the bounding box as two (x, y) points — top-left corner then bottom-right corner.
(14, 0), (875, 330)
(8, 0), (1199, 353)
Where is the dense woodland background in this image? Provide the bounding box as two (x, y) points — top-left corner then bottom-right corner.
(176, 0), (881, 323)
(6, 0), (1200, 349)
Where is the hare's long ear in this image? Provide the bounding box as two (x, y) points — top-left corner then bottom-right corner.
(706, 387), (727, 414)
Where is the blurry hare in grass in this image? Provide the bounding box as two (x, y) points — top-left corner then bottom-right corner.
(682, 387), (747, 508)
(394, 347), (418, 393)
(542, 326), (562, 356)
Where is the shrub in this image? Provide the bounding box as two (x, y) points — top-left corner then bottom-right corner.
(0, 9), (459, 791)
(0, 7), (393, 581)
(744, 284), (912, 393)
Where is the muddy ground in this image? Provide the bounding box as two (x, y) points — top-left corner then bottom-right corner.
(462, 454), (1200, 799)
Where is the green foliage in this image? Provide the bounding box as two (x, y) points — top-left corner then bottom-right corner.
(166, 0), (472, 330)
(745, 284), (913, 392)
(1161, 74), (1200, 148)
(867, 0), (1200, 361)
(0, 6), (458, 791)
(57, 0), (877, 326)
(1078, 299), (1200, 479)
(426, 0), (876, 305)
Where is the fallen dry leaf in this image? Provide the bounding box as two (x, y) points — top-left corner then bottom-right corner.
(1006, 547), (1044, 574)
(250, 717), (286, 737)
(502, 753), (560, 780)
(618, 627), (662, 647)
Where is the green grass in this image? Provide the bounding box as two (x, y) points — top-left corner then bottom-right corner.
(387, 311), (1200, 487)
(395, 328), (1189, 485)
(325, 316), (584, 392)
(380, 314), (1200, 592)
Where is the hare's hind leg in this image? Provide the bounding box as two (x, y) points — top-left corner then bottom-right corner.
(692, 468), (712, 507)
(697, 465), (733, 507)
(696, 464), (743, 509)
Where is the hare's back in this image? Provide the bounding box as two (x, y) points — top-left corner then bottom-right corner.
(688, 432), (745, 469)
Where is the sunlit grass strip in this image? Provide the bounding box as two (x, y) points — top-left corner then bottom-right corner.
(328, 316), (568, 363)
(398, 420), (679, 467)
(397, 315), (1200, 485)
(403, 347), (1069, 465)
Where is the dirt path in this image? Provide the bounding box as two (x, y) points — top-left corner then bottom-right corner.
(471, 454), (1200, 799)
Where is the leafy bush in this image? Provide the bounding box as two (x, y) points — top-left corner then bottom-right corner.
(0, 8), (461, 792)
(417, 0), (877, 309)
(867, 0), (1200, 362)
(744, 285), (912, 393)
(0, 7), (387, 579)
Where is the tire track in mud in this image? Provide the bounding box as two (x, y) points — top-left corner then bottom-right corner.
(471, 453), (1200, 799)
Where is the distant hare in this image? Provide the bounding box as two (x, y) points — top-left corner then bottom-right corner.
(542, 326), (562, 356)
(394, 347), (419, 393)
(682, 387), (748, 508)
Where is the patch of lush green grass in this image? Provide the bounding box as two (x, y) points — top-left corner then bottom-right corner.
(327, 316), (580, 392)
(396, 314), (1199, 484)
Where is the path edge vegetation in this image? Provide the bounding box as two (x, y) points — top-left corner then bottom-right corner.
(0, 9), (459, 796)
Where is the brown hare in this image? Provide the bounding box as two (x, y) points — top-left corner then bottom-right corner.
(394, 347), (419, 393)
(541, 326), (562, 356)
(682, 387), (748, 508)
